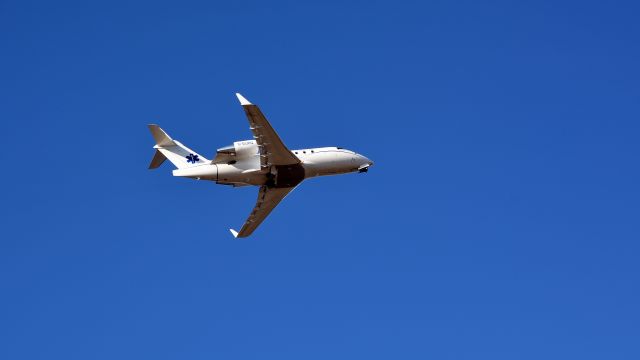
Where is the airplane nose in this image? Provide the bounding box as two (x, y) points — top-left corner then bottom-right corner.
(357, 155), (373, 173)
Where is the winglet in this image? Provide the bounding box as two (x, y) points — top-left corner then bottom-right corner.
(235, 93), (252, 106)
(229, 229), (239, 238)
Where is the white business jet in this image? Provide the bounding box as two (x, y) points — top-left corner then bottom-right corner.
(148, 93), (373, 238)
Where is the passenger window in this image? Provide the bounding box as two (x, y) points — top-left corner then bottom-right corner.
(303, 151), (306, 154)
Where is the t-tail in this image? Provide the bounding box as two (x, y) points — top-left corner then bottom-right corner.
(147, 124), (208, 169)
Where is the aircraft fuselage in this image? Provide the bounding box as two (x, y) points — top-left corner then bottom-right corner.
(172, 144), (373, 188)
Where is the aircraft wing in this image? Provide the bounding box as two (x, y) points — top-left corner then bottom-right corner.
(230, 185), (297, 238)
(235, 93), (300, 168)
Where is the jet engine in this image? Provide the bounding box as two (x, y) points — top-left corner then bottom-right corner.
(214, 140), (259, 164)
(232, 140), (259, 158)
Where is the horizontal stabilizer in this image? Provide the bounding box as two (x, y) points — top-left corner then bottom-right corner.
(148, 149), (167, 169)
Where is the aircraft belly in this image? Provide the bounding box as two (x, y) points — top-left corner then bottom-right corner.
(172, 164), (218, 180)
(216, 164), (266, 186)
(303, 155), (358, 177)
(268, 163), (305, 188)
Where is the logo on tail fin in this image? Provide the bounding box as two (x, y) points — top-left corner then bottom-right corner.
(186, 154), (200, 164)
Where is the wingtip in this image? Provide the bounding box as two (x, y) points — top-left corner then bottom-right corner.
(229, 229), (239, 238)
(235, 93), (252, 106)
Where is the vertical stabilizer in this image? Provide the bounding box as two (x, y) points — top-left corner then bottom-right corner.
(147, 124), (209, 169)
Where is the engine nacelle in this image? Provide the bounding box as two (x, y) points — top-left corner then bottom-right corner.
(233, 140), (258, 158)
(217, 140), (258, 158)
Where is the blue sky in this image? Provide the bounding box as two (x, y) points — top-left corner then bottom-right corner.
(1, 0), (639, 358)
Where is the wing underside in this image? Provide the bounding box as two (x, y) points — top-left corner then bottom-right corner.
(236, 93), (300, 168)
(230, 185), (297, 238)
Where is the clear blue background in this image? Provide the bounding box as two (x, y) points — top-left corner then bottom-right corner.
(1, 0), (639, 358)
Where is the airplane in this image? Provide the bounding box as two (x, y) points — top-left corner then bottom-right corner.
(147, 93), (373, 238)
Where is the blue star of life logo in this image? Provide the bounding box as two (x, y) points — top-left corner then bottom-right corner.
(186, 153), (199, 164)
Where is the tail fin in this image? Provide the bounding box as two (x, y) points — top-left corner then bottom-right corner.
(147, 124), (209, 169)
